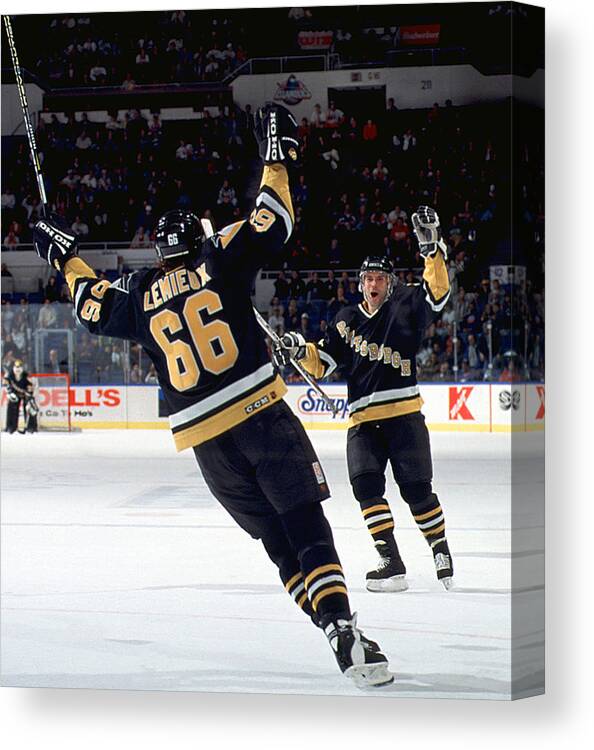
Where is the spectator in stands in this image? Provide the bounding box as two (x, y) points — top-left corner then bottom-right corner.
(310, 103), (326, 129)
(27, 295), (51, 336)
(284, 299), (300, 331)
(272, 270), (290, 302)
(465, 333), (485, 376)
(499, 359), (521, 383)
(267, 302), (285, 337)
(326, 101), (344, 129)
(145, 363), (159, 384)
(129, 362), (144, 383)
(44, 276), (61, 303)
(47, 348), (62, 373)
(328, 238), (342, 266)
(89, 61), (107, 84)
(3, 228), (20, 248)
(345, 279), (360, 305)
(299, 312), (312, 340)
(71, 215), (90, 237)
(305, 272), (325, 303)
(121, 72), (136, 90)
(1, 187), (16, 211)
(288, 270), (305, 301)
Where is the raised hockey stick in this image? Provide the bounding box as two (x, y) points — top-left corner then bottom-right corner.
(252, 306), (339, 416)
(3, 15), (48, 214)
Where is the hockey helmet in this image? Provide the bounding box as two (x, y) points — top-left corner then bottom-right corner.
(155, 210), (206, 265)
(13, 359), (24, 377)
(358, 256), (396, 296)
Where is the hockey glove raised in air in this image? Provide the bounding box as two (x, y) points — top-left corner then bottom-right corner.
(411, 206), (448, 258)
(33, 214), (78, 272)
(254, 103), (300, 166)
(272, 332), (306, 368)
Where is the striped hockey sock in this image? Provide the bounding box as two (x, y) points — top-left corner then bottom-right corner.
(283, 570), (316, 622)
(359, 498), (395, 544)
(411, 493), (446, 545)
(299, 546), (350, 620)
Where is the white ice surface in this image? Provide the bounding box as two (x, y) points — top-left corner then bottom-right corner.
(0, 429), (544, 699)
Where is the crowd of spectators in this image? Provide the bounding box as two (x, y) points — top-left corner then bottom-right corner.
(1, 93), (544, 383)
(15, 11), (248, 90)
(1, 104), (254, 247)
(264, 264), (544, 384)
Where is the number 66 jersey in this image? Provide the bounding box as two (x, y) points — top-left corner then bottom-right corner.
(61, 165), (293, 451)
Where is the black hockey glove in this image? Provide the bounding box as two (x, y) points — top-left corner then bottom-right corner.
(272, 332), (306, 367)
(254, 103), (300, 166)
(33, 214), (79, 271)
(7, 388), (18, 403)
(411, 206), (448, 258)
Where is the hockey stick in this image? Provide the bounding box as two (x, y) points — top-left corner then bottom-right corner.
(3, 15), (48, 214)
(252, 306), (339, 416)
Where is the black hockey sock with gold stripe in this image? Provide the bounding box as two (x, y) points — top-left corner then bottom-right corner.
(359, 498), (395, 544)
(301, 549), (350, 622)
(283, 570), (317, 623)
(410, 493), (446, 545)
(280, 503), (351, 622)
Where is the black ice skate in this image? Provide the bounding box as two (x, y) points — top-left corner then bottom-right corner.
(366, 538), (408, 593)
(431, 538), (454, 590)
(324, 614), (394, 688)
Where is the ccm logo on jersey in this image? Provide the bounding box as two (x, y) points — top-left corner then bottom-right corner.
(244, 395), (270, 414)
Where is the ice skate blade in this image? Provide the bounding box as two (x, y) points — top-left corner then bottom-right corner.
(440, 576), (454, 591)
(345, 663), (394, 688)
(366, 575), (408, 593)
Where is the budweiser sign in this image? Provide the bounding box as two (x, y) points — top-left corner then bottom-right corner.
(297, 30), (334, 50)
(449, 386), (474, 420)
(398, 24), (441, 47)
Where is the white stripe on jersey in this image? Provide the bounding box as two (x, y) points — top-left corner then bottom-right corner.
(424, 283), (451, 312)
(319, 349), (338, 378)
(168, 362), (275, 429)
(349, 385), (420, 415)
(74, 280), (89, 317)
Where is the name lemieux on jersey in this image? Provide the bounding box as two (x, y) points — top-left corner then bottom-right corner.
(60, 164), (294, 451)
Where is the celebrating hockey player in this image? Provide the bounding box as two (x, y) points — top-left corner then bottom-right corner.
(32, 104), (393, 688)
(273, 207), (454, 592)
(3, 359), (38, 434)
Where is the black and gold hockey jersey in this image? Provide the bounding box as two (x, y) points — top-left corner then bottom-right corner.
(62, 165), (294, 451)
(299, 253), (450, 427)
(3, 366), (34, 400)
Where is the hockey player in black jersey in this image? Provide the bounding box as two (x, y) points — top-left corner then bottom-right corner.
(274, 206), (454, 592)
(3, 359), (38, 434)
(32, 104), (392, 688)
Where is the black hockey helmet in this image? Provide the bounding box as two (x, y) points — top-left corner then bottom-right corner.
(358, 256), (396, 295)
(155, 210), (205, 265)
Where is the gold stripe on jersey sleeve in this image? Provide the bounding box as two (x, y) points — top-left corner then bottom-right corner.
(423, 252), (450, 304)
(347, 396), (424, 427)
(299, 343), (325, 379)
(63, 257), (97, 297)
(260, 164), (294, 223)
(172, 375), (287, 451)
(219, 220), (246, 249)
